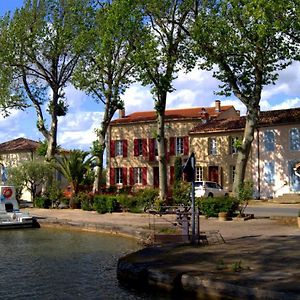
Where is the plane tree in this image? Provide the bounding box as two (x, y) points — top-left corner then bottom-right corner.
(0, 0), (92, 161)
(72, 0), (141, 193)
(133, 0), (195, 200)
(191, 0), (292, 196)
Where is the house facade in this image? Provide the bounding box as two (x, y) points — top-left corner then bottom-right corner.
(190, 108), (300, 199)
(107, 100), (239, 190)
(0, 137), (68, 201)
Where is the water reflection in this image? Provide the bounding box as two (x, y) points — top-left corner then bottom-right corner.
(0, 228), (170, 300)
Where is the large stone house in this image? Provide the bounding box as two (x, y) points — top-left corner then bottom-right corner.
(190, 107), (300, 199)
(108, 101), (300, 199)
(107, 100), (239, 190)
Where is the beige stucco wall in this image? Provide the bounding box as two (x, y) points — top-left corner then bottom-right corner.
(190, 130), (252, 192)
(108, 108), (240, 189)
(251, 125), (300, 199)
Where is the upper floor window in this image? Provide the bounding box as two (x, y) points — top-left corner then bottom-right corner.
(134, 167), (142, 184)
(115, 168), (123, 184)
(209, 137), (217, 155)
(230, 137), (239, 154)
(134, 139), (143, 156)
(115, 140), (123, 156)
(290, 128), (300, 151)
(264, 161), (275, 184)
(196, 166), (204, 182)
(264, 130), (275, 152)
(176, 137), (184, 155)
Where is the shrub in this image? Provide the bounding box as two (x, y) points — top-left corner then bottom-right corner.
(199, 196), (239, 218)
(172, 181), (191, 206)
(93, 195), (118, 214)
(117, 194), (140, 213)
(73, 192), (93, 211)
(35, 196), (51, 208)
(237, 181), (253, 215)
(135, 188), (159, 209)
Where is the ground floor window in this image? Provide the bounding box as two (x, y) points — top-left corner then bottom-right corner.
(195, 166), (204, 181)
(264, 161), (275, 184)
(134, 167), (142, 184)
(115, 168), (123, 184)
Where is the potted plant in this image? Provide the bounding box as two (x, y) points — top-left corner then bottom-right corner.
(298, 210), (300, 228)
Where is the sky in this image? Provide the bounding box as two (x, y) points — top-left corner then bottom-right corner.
(1, 1), (300, 151)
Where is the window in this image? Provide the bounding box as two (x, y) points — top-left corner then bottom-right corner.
(264, 161), (275, 184)
(230, 137), (239, 154)
(176, 137), (184, 155)
(134, 139), (143, 156)
(290, 128), (300, 151)
(115, 140), (123, 156)
(154, 140), (158, 156)
(196, 166), (204, 182)
(134, 167), (142, 184)
(137, 139), (143, 156)
(264, 130), (275, 152)
(115, 168), (123, 184)
(209, 138), (217, 155)
(230, 165), (236, 183)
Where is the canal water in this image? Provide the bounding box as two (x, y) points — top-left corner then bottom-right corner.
(0, 228), (173, 300)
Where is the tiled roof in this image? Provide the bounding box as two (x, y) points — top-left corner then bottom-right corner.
(111, 105), (234, 124)
(191, 107), (300, 133)
(0, 138), (40, 153)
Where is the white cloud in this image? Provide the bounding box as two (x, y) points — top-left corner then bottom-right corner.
(122, 84), (153, 113)
(58, 111), (104, 150)
(64, 84), (91, 110)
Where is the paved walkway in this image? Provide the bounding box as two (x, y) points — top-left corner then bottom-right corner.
(25, 208), (300, 299)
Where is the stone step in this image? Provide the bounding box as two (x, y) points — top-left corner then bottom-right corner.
(271, 194), (300, 204)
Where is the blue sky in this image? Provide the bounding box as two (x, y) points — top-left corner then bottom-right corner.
(1, 1), (300, 151)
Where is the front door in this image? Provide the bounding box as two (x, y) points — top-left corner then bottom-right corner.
(208, 166), (219, 183)
(153, 167), (159, 188)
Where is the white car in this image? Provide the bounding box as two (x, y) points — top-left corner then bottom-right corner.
(194, 181), (228, 198)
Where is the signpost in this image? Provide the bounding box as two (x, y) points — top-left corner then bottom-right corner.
(182, 152), (197, 243)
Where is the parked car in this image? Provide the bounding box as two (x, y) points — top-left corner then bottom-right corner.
(194, 181), (228, 198)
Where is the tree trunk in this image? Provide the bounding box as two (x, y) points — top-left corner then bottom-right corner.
(92, 110), (111, 193)
(233, 106), (260, 197)
(92, 149), (104, 194)
(156, 93), (168, 201)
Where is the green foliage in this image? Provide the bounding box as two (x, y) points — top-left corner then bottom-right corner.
(237, 181), (253, 215)
(237, 181), (253, 202)
(198, 196), (239, 218)
(192, 0), (293, 191)
(35, 196), (51, 209)
(172, 181), (191, 206)
(132, 188), (159, 211)
(174, 156), (183, 183)
(52, 150), (91, 195)
(46, 181), (64, 207)
(93, 194), (118, 214)
(36, 140), (48, 157)
(0, 0), (92, 160)
(8, 160), (53, 203)
(73, 192), (93, 210)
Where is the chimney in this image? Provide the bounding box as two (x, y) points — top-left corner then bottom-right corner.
(215, 100), (221, 112)
(119, 108), (125, 118)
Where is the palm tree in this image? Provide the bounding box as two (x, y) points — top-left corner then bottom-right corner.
(52, 150), (91, 208)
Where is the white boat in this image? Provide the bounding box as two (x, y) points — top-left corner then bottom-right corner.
(0, 185), (36, 229)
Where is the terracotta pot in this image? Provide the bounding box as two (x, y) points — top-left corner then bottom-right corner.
(218, 212), (228, 221)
